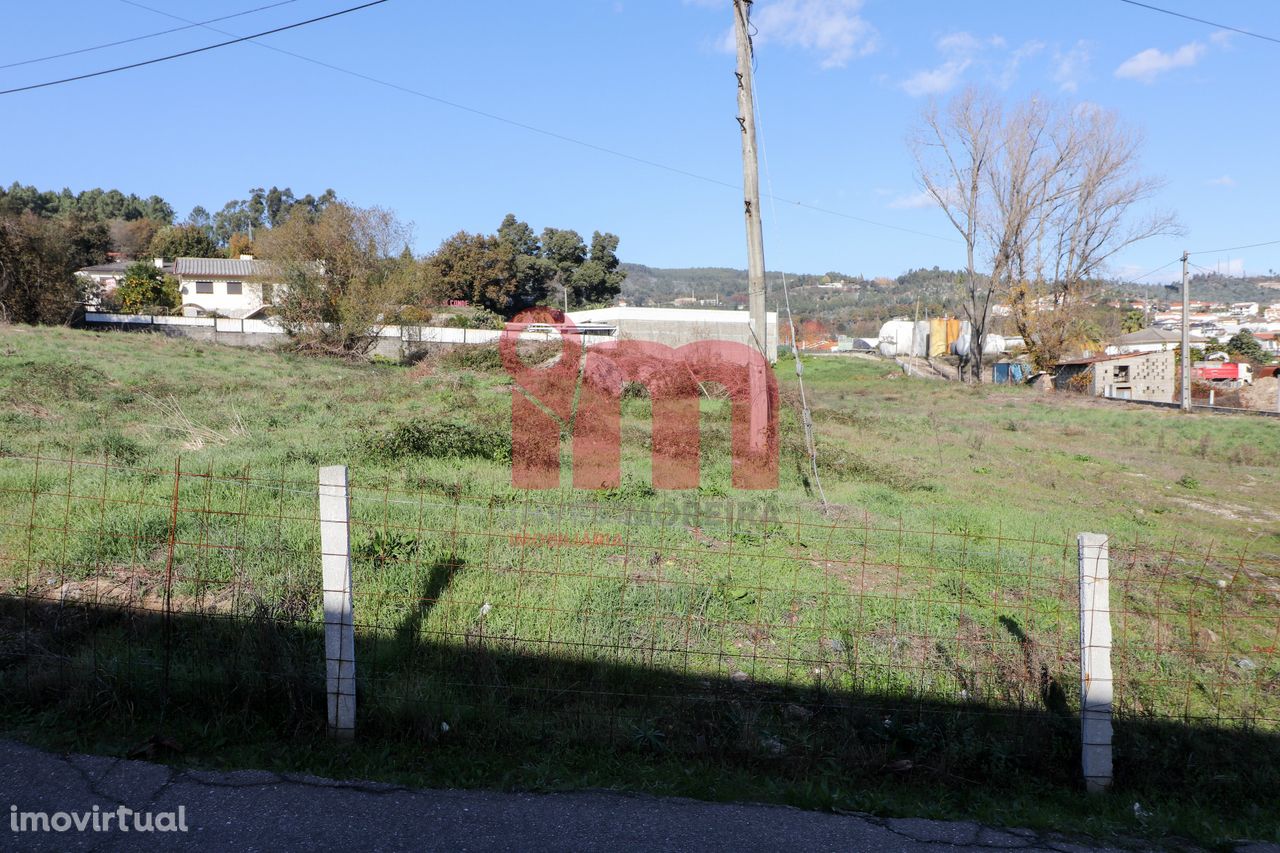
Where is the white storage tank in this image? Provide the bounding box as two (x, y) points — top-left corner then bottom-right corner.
(877, 319), (915, 357)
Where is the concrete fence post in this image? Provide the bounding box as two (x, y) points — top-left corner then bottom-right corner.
(319, 465), (356, 739)
(1078, 532), (1113, 793)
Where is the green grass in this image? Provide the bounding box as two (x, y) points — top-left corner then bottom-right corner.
(0, 325), (1277, 848)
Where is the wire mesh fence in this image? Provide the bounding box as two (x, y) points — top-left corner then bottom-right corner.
(0, 451), (1276, 784)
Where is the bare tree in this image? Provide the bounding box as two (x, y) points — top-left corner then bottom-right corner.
(1001, 103), (1180, 370)
(915, 91), (1180, 375)
(911, 88), (1000, 382)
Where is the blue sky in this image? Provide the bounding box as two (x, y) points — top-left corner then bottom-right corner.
(3, 0), (1278, 282)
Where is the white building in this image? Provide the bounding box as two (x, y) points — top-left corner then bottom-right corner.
(172, 256), (280, 318)
(1106, 327), (1207, 355)
(566, 306), (780, 363)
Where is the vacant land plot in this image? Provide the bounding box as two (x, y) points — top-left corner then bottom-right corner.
(0, 325), (1276, 846)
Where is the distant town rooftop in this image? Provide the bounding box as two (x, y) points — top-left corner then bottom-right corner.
(1111, 327), (1206, 346)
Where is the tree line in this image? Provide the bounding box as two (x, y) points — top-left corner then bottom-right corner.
(260, 207), (624, 356)
(0, 180), (625, 336)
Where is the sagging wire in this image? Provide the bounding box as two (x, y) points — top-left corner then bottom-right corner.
(745, 15), (827, 510)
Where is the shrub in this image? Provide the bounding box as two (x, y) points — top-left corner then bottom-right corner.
(116, 263), (180, 314)
(365, 418), (511, 463)
(441, 344), (503, 373)
(85, 431), (144, 465)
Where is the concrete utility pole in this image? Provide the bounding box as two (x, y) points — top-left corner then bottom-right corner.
(733, 0), (767, 358)
(733, 0), (770, 455)
(1181, 251), (1191, 412)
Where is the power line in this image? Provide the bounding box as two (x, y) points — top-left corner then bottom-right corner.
(115, 0), (959, 245)
(1127, 258), (1180, 282)
(0, 0), (302, 71)
(1188, 239), (1280, 255)
(0, 0), (391, 97)
(1115, 0), (1280, 45)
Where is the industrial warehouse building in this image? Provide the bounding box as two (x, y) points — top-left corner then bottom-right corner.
(566, 307), (780, 363)
(1052, 350), (1175, 403)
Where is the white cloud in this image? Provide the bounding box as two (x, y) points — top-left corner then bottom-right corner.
(888, 190), (937, 210)
(936, 31), (985, 54)
(901, 60), (972, 96)
(1210, 30), (1234, 48)
(1207, 175), (1236, 187)
(1115, 41), (1205, 83)
(997, 40), (1045, 89)
(1052, 41), (1091, 92)
(738, 0), (879, 69)
(901, 31), (1044, 96)
(899, 31), (984, 96)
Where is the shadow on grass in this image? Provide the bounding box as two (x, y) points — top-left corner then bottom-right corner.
(393, 555), (462, 656)
(0, 595), (1276, 845)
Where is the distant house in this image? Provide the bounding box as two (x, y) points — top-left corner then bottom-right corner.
(1106, 327), (1206, 355)
(1054, 350), (1175, 403)
(172, 256), (280, 318)
(77, 258), (174, 305)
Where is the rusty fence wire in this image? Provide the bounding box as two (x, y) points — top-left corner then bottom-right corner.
(0, 452), (1276, 784)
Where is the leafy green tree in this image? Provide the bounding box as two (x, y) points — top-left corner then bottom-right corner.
(142, 195), (175, 223)
(0, 212), (110, 323)
(1121, 310), (1146, 333)
(1227, 329), (1267, 363)
(541, 227), (587, 309)
(264, 186), (296, 227)
(149, 224), (221, 259)
(497, 213), (553, 307)
(0, 183), (173, 224)
(184, 206), (213, 237)
(116, 262), (180, 313)
(424, 231), (519, 315)
(213, 200), (255, 246)
(570, 231), (625, 306)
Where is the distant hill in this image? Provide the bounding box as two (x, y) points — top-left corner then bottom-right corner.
(620, 262), (972, 335)
(1119, 274), (1280, 307)
(620, 263), (828, 306)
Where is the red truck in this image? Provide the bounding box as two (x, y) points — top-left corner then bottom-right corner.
(1192, 361), (1253, 386)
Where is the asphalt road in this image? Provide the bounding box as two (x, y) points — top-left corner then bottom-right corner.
(0, 737), (1250, 852)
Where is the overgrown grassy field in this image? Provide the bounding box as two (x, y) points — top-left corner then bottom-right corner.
(0, 324), (1277, 847)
